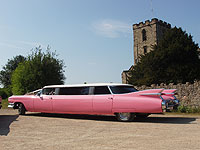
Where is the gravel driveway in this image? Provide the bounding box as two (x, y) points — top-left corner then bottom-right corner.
(0, 109), (200, 150)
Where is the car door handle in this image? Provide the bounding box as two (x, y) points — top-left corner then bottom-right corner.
(108, 97), (113, 100)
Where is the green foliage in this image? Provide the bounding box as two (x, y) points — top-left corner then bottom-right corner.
(0, 89), (6, 99)
(0, 55), (26, 88)
(11, 46), (66, 95)
(0, 88), (12, 99)
(128, 27), (200, 86)
(11, 63), (28, 95)
(176, 105), (200, 113)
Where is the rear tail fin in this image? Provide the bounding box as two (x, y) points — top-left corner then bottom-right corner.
(161, 89), (176, 96)
(137, 89), (164, 96)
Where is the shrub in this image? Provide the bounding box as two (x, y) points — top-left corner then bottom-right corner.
(0, 88), (11, 99)
(177, 105), (200, 113)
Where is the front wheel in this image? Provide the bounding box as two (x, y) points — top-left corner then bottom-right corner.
(115, 113), (135, 122)
(18, 103), (26, 115)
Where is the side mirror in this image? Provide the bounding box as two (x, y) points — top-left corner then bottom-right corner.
(36, 91), (41, 97)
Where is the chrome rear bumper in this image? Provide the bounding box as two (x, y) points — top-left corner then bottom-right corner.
(161, 97), (180, 112)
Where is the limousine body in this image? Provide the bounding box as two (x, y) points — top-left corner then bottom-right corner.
(8, 83), (179, 121)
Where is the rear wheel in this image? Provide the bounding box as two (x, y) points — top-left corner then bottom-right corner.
(115, 113), (135, 122)
(18, 103), (26, 115)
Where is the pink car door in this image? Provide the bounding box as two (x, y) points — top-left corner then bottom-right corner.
(92, 86), (113, 114)
(33, 95), (53, 112)
(33, 88), (53, 112)
(52, 87), (93, 113)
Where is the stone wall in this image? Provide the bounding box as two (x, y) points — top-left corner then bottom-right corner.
(135, 81), (200, 108)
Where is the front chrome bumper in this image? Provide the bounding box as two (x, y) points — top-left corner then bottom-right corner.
(8, 103), (15, 108)
(161, 97), (180, 112)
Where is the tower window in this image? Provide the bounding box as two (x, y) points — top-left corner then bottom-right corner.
(142, 29), (147, 41)
(143, 46), (147, 54)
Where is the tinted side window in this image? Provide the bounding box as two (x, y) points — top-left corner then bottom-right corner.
(42, 88), (55, 95)
(110, 86), (138, 94)
(59, 87), (89, 95)
(94, 86), (111, 95)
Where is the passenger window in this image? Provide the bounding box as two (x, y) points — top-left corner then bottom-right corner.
(59, 87), (89, 95)
(42, 88), (55, 95)
(94, 86), (111, 95)
(110, 86), (138, 94)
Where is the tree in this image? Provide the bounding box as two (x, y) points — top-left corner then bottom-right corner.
(128, 27), (200, 86)
(0, 88), (10, 99)
(0, 55), (26, 88)
(11, 46), (66, 95)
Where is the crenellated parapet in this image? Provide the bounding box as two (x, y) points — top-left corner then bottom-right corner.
(133, 18), (171, 30)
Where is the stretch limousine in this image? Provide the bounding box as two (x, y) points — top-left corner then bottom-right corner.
(8, 83), (179, 121)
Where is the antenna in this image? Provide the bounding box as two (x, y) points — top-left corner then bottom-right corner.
(150, 0), (154, 17)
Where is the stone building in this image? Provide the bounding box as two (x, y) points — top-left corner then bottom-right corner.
(122, 18), (171, 83)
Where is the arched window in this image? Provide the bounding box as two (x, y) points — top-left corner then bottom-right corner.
(143, 46), (147, 54)
(142, 29), (147, 41)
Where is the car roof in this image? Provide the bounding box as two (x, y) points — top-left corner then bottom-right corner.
(43, 83), (133, 88)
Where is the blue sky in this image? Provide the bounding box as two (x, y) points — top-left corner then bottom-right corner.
(0, 0), (200, 85)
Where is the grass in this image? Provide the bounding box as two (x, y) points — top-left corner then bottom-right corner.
(1, 98), (8, 109)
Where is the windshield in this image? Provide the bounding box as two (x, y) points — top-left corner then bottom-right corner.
(26, 89), (42, 95)
(110, 86), (138, 94)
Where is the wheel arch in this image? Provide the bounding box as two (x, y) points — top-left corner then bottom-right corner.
(13, 102), (26, 110)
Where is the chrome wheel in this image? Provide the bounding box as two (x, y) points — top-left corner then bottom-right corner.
(116, 113), (135, 122)
(18, 103), (26, 115)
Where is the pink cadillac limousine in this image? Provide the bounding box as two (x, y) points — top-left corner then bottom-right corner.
(8, 83), (179, 121)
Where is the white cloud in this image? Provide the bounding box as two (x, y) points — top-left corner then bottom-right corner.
(17, 41), (43, 48)
(0, 40), (46, 51)
(92, 19), (132, 38)
(0, 42), (23, 49)
(88, 62), (97, 65)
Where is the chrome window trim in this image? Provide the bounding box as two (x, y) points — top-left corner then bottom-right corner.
(107, 86), (113, 95)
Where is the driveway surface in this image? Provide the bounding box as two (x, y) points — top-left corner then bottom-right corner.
(0, 109), (200, 150)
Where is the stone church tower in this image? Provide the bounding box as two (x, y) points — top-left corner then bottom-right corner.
(122, 18), (171, 83)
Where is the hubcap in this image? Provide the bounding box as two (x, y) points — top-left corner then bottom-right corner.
(119, 113), (131, 121)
